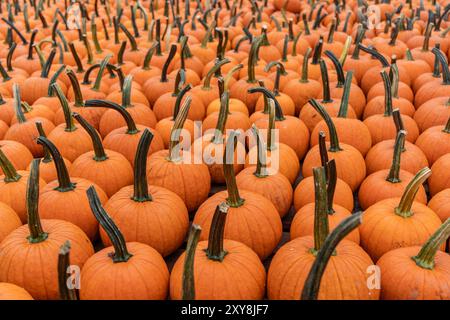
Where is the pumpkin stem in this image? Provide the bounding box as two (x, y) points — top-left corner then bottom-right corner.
(389, 61), (400, 99)
(160, 44), (177, 82)
(223, 131), (244, 207)
(412, 218), (450, 270)
(431, 47), (450, 85)
(337, 70), (353, 118)
(36, 136), (75, 192)
(73, 113), (107, 162)
(393, 109), (406, 151)
(311, 166), (330, 255)
(0, 60), (11, 82)
(132, 129), (153, 202)
(212, 90), (229, 144)
(6, 41), (16, 72)
(1, 17), (28, 45)
(48, 65), (66, 97)
(302, 212), (363, 300)
(380, 70), (394, 116)
(326, 159), (338, 214)
(247, 36), (262, 83)
(405, 48), (414, 61)
(351, 25), (365, 60)
(252, 125), (268, 178)
(68, 42), (84, 73)
(422, 23), (434, 52)
(52, 83), (76, 132)
(173, 84), (192, 121)
(121, 75), (135, 108)
(92, 54), (112, 91)
(205, 202), (229, 262)
(142, 42), (158, 70)
(302, 13), (311, 35)
(358, 44), (390, 67)
(339, 36), (352, 66)
(202, 58), (230, 90)
(0, 148), (21, 183)
(311, 37), (323, 65)
(395, 167), (431, 218)
(168, 96), (191, 162)
(58, 241), (78, 300)
(91, 16), (103, 54)
(119, 23), (138, 51)
(35, 122), (52, 163)
(117, 41), (127, 66)
(223, 63), (243, 91)
(309, 99), (342, 152)
(300, 48), (312, 83)
(85, 100), (139, 135)
(40, 48), (56, 78)
(12, 83), (26, 124)
(266, 98), (277, 151)
(87, 186), (133, 263)
(325, 50), (345, 87)
(182, 224), (202, 300)
(247, 87), (285, 121)
(443, 116), (450, 134)
(26, 158), (48, 243)
(27, 30), (37, 60)
(66, 68), (84, 107)
(318, 131), (329, 170)
(327, 18), (336, 43)
(386, 130), (407, 183)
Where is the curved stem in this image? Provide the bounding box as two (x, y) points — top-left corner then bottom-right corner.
(119, 23), (138, 51)
(168, 96), (191, 162)
(300, 48), (312, 83)
(386, 130), (407, 183)
(48, 65), (66, 97)
(132, 129), (153, 202)
(58, 241), (78, 300)
(26, 159), (48, 243)
(325, 50), (345, 87)
(319, 131), (329, 169)
(202, 58), (230, 89)
(339, 36), (352, 66)
(142, 42), (158, 70)
(92, 54), (112, 90)
(205, 202), (229, 261)
(395, 167), (431, 218)
(223, 63), (243, 91)
(52, 83), (76, 132)
(312, 166), (330, 254)
(311, 37), (323, 65)
(319, 59), (332, 103)
(68, 42), (84, 73)
(301, 212), (363, 300)
(223, 131), (244, 207)
(212, 90), (229, 144)
(27, 29), (38, 60)
(12, 83), (26, 124)
(36, 136), (75, 192)
(247, 87), (285, 121)
(117, 41), (127, 66)
(35, 122), (52, 163)
(0, 148), (21, 183)
(412, 218), (450, 270)
(84, 100), (139, 134)
(309, 99), (342, 152)
(182, 224), (202, 300)
(380, 70), (393, 116)
(326, 159), (337, 214)
(358, 44), (390, 67)
(160, 44), (177, 82)
(66, 69), (84, 107)
(87, 186), (133, 263)
(443, 116), (450, 134)
(422, 23), (434, 52)
(431, 47), (450, 85)
(6, 42), (16, 72)
(121, 75), (134, 108)
(41, 48), (56, 78)
(1, 17), (28, 45)
(173, 84), (192, 121)
(247, 36), (262, 83)
(73, 113), (107, 161)
(337, 70), (353, 118)
(252, 125), (268, 177)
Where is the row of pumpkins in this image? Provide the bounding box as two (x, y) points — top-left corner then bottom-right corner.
(0, 0), (449, 300)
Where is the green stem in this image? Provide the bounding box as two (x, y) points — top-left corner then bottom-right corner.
(26, 159), (48, 243)
(66, 68), (84, 107)
(202, 58), (230, 89)
(395, 167), (431, 218)
(142, 42), (158, 70)
(380, 70), (393, 116)
(252, 125), (268, 178)
(386, 130), (406, 183)
(182, 224), (202, 300)
(132, 129), (153, 202)
(36, 136), (76, 192)
(247, 87), (285, 121)
(312, 166), (330, 254)
(431, 47), (450, 85)
(309, 99), (342, 152)
(6, 41), (16, 72)
(358, 44), (390, 67)
(223, 131), (244, 207)
(35, 122), (52, 163)
(326, 159), (337, 214)
(68, 42), (84, 73)
(52, 83), (76, 132)
(73, 113), (107, 161)
(337, 70), (353, 118)
(121, 75), (134, 108)
(168, 96), (191, 162)
(48, 65), (66, 97)
(300, 48), (312, 83)
(325, 50), (345, 87)
(40, 48), (56, 78)
(247, 36), (262, 83)
(160, 44), (177, 82)
(0, 61), (11, 82)
(92, 54), (112, 90)
(311, 37), (323, 65)
(87, 186), (133, 263)
(58, 241), (78, 300)
(117, 41), (127, 66)
(319, 59), (332, 103)
(205, 202), (229, 261)
(119, 23), (138, 51)
(84, 100), (139, 134)
(412, 218), (450, 269)
(422, 23), (434, 52)
(27, 29), (38, 60)
(0, 148), (21, 182)
(12, 83), (26, 124)
(301, 212), (363, 300)
(173, 84), (192, 121)
(319, 131), (329, 169)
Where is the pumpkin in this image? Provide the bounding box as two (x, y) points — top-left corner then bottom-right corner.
(414, 97), (450, 133)
(236, 125), (292, 218)
(0, 283), (33, 300)
(428, 153), (450, 197)
(194, 131), (282, 260)
(170, 205), (266, 299)
(80, 186), (169, 300)
(84, 99), (164, 166)
(428, 189), (450, 223)
(377, 218), (450, 300)
(302, 99), (366, 192)
(0, 140), (33, 175)
(268, 166), (378, 300)
(36, 136), (108, 240)
(415, 117), (450, 165)
(0, 200), (21, 243)
(100, 128), (189, 257)
(0, 159), (93, 300)
(360, 167), (444, 262)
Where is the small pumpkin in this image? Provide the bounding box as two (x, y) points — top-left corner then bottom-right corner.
(428, 189), (450, 223)
(428, 153), (450, 197)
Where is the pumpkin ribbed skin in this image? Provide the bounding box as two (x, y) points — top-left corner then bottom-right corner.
(0, 219), (94, 300)
(80, 242), (169, 300)
(377, 246), (450, 300)
(267, 236), (378, 300)
(428, 189), (450, 222)
(415, 125), (450, 165)
(193, 190), (282, 260)
(290, 203), (360, 244)
(0, 283), (34, 300)
(99, 185), (189, 257)
(0, 140), (33, 175)
(360, 199), (443, 262)
(428, 154), (450, 196)
(0, 202), (21, 243)
(169, 239), (266, 300)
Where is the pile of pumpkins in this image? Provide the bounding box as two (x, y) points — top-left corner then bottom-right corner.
(0, 0), (449, 300)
